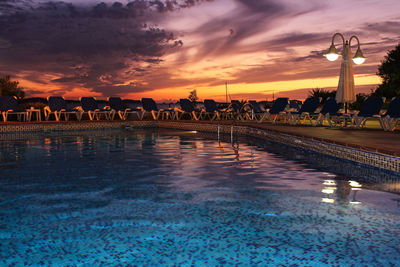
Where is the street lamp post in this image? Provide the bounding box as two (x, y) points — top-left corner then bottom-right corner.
(324, 33), (366, 113)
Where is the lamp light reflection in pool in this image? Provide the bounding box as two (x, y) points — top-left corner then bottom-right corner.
(349, 180), (362, 187)
(322, 198), (335, 203)
(349, 180), (362, 190)
(322, 187), (336, 194)
(323, 180), (336, 186)
(321, 179), (337, 204)
(349, 181), (362, 204)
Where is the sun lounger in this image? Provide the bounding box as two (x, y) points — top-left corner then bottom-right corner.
(313, 98), (343, 126)
(248, 100), (265, 121)
(141, 98), (173, 120)
(376, 96), (400, 131)
(351, 96), (384, 128)
(176, 99), (199, 120)
(108, 97), (140, 120)
(200, 99), (224, 120)
(0, 96), (27, 122)
(141, 98), (160, 120)
(258, 97), (289, 123)
(288, 97), (320, 125)
(44, 96), (63, 121)
(43, 96), (80, 121)
(223, 100), (237, 120)
(225, 100), (251, 121)
(289, 100), (302, 111)
(80, 97), (110, 121)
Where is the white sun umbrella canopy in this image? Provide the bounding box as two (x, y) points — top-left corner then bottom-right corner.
(335, 43), (356, 104)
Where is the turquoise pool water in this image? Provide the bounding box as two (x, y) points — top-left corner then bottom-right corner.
(1, 129), (400, 266)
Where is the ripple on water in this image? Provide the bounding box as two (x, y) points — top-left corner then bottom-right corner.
(0, 129), (399, 266)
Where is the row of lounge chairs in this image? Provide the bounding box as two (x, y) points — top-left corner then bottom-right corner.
(0, 96), (196, 122)
(197, 96), (400, 131)
(1, 95), (399, 131)
(259, 96), (398, 131)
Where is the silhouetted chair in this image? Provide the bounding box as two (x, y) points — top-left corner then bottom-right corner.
(176, 99), (199, 120)
(79, 97), (110, 121)
(248, 100), (265, 121)
(313, 98), (343, 126)
(43, 96), (80, 121)
(351, 96), (384, 128)
(140, 98), (173, 120)
(108, 97), (140, 120)
(224, 100), (251, 121)
(259, 97), (289, 123)
(0, 96), (27, 122)
(288, 97), (321, 125)
(200, 99), (223, 120)
(375, 96), (400, 131)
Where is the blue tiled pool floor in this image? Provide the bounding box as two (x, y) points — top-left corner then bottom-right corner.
(1, 129), (400, 266)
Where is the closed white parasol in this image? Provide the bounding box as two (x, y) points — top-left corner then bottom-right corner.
(336, 41), (356, 104)
(324, 33), (366, 112)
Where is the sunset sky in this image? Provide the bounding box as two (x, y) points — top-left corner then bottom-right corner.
(0, 0), (399, 101)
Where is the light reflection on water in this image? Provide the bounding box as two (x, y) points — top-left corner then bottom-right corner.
(1, 129), (399, 206)
(1, 129), (399, 208)
(0, 129), (400, 266)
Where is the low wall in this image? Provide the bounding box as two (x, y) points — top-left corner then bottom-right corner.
(0, 121), (156, 133)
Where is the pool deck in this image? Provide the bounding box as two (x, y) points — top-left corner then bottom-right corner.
(162, 120), (400, 157)
(1, 119), (399, 157)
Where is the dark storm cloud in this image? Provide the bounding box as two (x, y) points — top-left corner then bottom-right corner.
(0, 0), (31, 13)
(0, 0), (211, 96)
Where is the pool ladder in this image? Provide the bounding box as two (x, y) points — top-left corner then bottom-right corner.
(217, 125), (235, 143)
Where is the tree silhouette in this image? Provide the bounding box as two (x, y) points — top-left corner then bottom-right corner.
(0, 75), (25, 99)
(375, 44), (400, 99)
(308, 88), (336, 104)
(188, 89), (198, 108)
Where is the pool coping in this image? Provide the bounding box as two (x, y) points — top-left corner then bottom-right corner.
(1, 120), (399, 174)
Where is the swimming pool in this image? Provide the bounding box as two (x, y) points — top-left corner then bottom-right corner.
(1, 129), (399, 266)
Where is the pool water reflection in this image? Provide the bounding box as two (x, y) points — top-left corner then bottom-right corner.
(0, 129), (399, 266)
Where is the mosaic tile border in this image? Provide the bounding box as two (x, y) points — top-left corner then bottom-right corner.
(0, 121), (156, 133)
(158, 122), (400, 174)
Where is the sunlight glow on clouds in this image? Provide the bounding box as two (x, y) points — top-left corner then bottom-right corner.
(0, 0), (399, 101)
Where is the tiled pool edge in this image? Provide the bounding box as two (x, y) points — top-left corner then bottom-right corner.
(0, 121), (157, 133)
(158, 121), (400, 174)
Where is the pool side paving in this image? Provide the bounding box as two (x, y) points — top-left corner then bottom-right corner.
(159, 120), (400, 157)
(239, 122), (400, 157)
